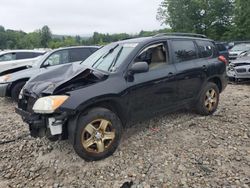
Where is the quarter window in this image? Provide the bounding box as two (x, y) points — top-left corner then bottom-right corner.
(197, 40), (214, 58)
(172, 40), (197, 63)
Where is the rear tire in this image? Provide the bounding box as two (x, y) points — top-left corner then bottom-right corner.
(11, 81), (26, 102)
(73, 107), (122, 161)
(195, 82), (220, 116)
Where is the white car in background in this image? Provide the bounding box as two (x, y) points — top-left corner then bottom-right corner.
(0, 50), (46, 75)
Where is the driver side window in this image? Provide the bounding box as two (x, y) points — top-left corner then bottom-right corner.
(134, 42), (168, 70)
(43, 50), (69, 67)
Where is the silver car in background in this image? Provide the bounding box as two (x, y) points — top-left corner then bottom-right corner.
(229, 43), (250, 61)
(0, 50), (46, 76)
(227, 51), (250, 82)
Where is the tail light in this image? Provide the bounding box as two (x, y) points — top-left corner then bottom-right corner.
(218, 55), (228, 65)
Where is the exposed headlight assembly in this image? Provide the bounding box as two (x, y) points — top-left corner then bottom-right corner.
(33, 95), (69, 114)
(0, 74), (11, 83)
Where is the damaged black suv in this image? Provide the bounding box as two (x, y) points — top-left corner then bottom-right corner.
(16, 33), (228, 161)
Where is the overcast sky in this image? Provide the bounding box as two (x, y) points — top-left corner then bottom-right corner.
(0, 0), (164, 35)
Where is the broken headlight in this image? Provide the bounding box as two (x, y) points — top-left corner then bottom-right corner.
(33, 95), (69, 114)
(0, 74), (11, 83)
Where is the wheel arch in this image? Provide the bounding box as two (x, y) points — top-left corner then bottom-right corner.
(67, 98), (127, 145)
(207, 76), (222, 93)
(7, 78), (30, 97)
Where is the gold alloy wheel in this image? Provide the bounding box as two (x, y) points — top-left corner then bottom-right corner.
(81, 119), (115, 153)
(204, 88), (217, 111)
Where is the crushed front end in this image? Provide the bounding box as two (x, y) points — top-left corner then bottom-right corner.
(15, 90), (69, 139)
(227, 62), (250, 82)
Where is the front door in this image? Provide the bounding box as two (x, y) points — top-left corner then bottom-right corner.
(126, 42), (178, 121)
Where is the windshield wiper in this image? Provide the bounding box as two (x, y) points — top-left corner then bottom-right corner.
(81, 44), (119, 65)
(108, 46), (123, 72)
(91, 44), (120, 68)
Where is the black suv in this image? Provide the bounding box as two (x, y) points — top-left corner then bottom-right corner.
(16, 34), (228, 161)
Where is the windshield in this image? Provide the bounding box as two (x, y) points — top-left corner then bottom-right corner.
(83, 43), (137, 72)
(231, 44), (250, 51)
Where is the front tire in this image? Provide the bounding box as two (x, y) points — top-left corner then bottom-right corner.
(73, 107), (122, 161)
(196, 82), (220, 116)
(11, 81), (26, 102)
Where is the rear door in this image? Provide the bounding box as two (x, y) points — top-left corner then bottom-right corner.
(170, 39), (205, 102)
(196, 40), (218, 81)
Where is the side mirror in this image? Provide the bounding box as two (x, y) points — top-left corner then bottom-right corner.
(41, 62), (50, 68)
(129, 62), (149, 74)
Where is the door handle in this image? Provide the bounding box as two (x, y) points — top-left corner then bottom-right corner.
(154, 72), (175, 84)
(202, 65), (208, 72)
(167, 72), (174, 78)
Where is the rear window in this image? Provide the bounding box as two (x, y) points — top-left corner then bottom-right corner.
(171, 40), (197, 63)
(196, 40), (214, 58)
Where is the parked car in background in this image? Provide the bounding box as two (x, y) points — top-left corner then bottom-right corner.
(216, 42), (229, 61)
(229, 43), (250, 60)
(227, 51), (250, 82)
(16, 33), (228, 161)
(0, 46), (99, 101)
(0, 50), (46, 76)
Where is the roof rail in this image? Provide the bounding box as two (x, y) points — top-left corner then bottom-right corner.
(154, 32), (207, 38)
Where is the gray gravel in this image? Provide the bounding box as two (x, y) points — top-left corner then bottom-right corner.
(0, 84), (250, 188)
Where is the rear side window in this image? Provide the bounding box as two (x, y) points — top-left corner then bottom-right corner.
(16, 52), (34, 60)
(69, 48), (92, 62)
(171, 40), (197, 63)
(32, 52), (45, 58)
(196, 40), (214, 58)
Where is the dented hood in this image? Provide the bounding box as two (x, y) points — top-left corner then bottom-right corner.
(23, 62), (107, 96)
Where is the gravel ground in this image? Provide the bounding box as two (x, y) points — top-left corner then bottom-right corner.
(0, 84), (250, 188)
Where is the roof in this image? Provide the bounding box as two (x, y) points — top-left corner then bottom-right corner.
(58, 45), (100, 50)
(117, 34), (212, 45)
(0, 49), (47, 55)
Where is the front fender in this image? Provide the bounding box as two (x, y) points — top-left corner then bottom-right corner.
(59, 76), (128, 113)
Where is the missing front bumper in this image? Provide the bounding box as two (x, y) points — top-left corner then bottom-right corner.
(15, 107), (67, 138)
(0, 83), (9, 97)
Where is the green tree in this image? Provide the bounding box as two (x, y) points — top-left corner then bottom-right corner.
(75, 35), (81, 44)
(157, 0), (234, 40)
(232, 0), (250, 40)
(40, 25), (52, 47)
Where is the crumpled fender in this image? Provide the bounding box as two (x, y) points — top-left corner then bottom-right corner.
(23, 62), (106, 96)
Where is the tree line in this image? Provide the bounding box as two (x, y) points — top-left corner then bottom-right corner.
(157, 0), (250, 41)
(0, 25), (171, 50)
(0, 0), (249, 49)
